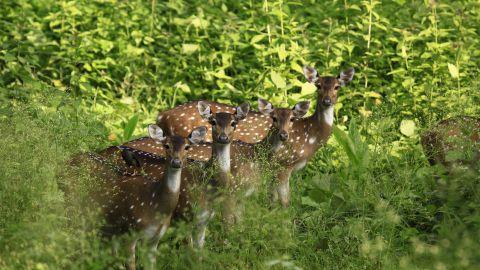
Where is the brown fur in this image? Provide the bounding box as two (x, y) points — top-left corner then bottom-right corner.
(421, 116), (480, 169)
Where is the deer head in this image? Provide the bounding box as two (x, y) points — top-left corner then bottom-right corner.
(258, 98), (310, 142)
(303, 66), (355, 108)
(197, 101), (250, 144)
(148, 124), (207, 169)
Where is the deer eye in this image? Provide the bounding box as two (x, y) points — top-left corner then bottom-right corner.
(164, 144), (170, 150)
(210, 119), (217, 126)
(272, 117), (277, 122)
(185, 145), (191, 150)
(290, 117), (295, 122)
(334, 85), (340, 90)
(231, 121), (237, 127)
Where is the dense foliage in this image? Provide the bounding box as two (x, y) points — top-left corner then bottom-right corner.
(1, 0), (479, 269)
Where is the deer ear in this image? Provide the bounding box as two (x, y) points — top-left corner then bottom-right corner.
(189, 126), (207, 144)
(235, 103), (250, 121)
(258, 98), (274, 115)
(197, 101), (212, 120)
(338, 67), (355, 86)
(303, 65), (318, 83)
(148, 124), (166, 142)
(292, 101), (311, 118)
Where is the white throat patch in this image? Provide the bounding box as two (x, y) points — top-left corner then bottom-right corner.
(166, 168), (181, 193)
(323, 106), (334, 126)
(216, 144), (231, 173)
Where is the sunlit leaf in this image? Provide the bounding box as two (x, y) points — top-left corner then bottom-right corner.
(270, 71), (286, 89)
(447, 63), (459, 78)
(182, 44), (199, 54)
(301, 82), (316, 96)
(400, 120), (415, 137)
(123, 114), (139, 142)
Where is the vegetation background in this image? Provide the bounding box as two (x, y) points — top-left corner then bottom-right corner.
(1, 0), (479, 269)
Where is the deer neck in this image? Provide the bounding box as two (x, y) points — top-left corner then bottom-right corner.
(212, 143), (231, 173)
(161, 166), (182, 194)
(307, 100), (335, 146)
(258, 129), (283, 155)
(313, 100), (335, 127)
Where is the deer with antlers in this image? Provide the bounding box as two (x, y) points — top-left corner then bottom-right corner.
(90, 125), (207, 270)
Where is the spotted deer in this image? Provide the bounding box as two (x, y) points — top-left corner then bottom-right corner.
(156, 101), (272, 143)
(173, 102), (250, 247)
(229, 99), (310, 192)
(176, 99), (312, 245)
(421, 116), (479, 171)
(118, 66), (353, 207)
(93, 125), (207, 270)
(265, 66), (354, 206)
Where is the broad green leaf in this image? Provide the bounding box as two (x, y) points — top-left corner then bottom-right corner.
(447, 63), (459, 78)
(271, 71), (286, 89)
(291, 61), (303, 73)
(182, 44), (199, 54)
(400, 120), (415, 137)
(250, 34), (265, 44)
(126, 44), (144, 56)
(301, 82), (316, 95)
(402, 77), (414, 88)
(175, 82), (191, 93)
(123, 114), (139, 142)
(277, 44), (287, 61)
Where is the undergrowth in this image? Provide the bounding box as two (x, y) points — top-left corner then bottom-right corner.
(0, 86), (478, 269)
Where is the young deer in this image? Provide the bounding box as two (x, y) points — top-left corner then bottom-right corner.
(173, 102), (250, 247)
(95, 125), (207, 270)
(421, 116), (479, 171)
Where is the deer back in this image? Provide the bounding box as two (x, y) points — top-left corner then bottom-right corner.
(421, 116), (480, 168)
(157, 101), (272, 143)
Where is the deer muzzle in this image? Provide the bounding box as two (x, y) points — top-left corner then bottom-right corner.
(323, 97), (332, 106)
(218, 133), (229, 144)
(170, 158), (182, 169)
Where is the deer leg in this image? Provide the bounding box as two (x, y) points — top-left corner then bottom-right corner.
(147, 218), (171, 270)
(222, 171), (239, 225)
(127, 238), (138, 270)
(192, 209), (213, 248)
(276, 168), (293, 207)
(191, 185), (215, 248)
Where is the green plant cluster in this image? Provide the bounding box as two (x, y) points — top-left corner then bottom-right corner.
(1, 0), (479, 269)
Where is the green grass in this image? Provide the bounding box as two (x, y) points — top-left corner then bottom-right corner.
(1, 0), (480, 269)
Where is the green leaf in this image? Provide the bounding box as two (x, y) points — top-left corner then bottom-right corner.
(402, 77), (414, 88)
(250, 34), (265, 44)
(400, 120), (415, 137)
(447, 63), (459, 78)
(182, 44), (199, 54)
(271, 71), (286, 89)
(277, 44), (287, 61)
(125, 44), (144, 56)
(333, 126), (358, 165)
(123, 114), (139, 141)
(301, 82), (316, 96)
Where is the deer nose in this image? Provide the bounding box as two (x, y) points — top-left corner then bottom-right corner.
(171, 158), (182, 169)
(323, 97), (332, 106)
(279, 131), (289, 141)
(218, 134), (229, 144)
